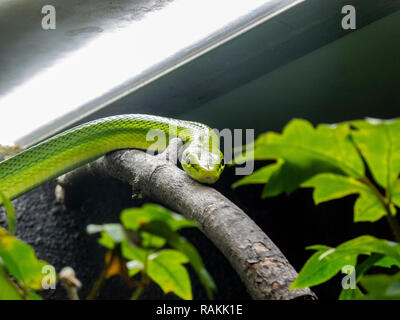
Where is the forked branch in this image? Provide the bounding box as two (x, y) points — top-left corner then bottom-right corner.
(57, 139), (316, 300)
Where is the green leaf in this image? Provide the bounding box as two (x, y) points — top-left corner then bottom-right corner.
(374, 256), (400, 269)
(232, 160), (283, 188)
(353, 191), (389, 222)
(142, 221), (216, 299)
(87, 223), (125, 242)
(392, 179), (400, 208)
(0, 227), (50, 290)
(147, 249), (192, 300)
(355, 254), (385, 280)
(88, 223), (144, 250)
(338, 236), (400, 261)
(358, 272), (400, 299)
(121, 204), (197, 231)
(291, 235), (400, 289)
(302, 173), (368, 204)
(140, 231), (166, 249)
(0, 190), (16, 235)
(234, 120), (364, 197)
(291, 246), (357, 289)
(338, 253), (386, 300)
(88, 223), (127, 249)
(351, 118), (400, 198)
(126, 260), (144, 277)
(27, 291), (43, 300)
(98, 232), (116, 249)
(306, 244), (331, 251)
(302, 173), (386, 222)
(121, 239), (151, 263)
(339, 285), (364, 300)
(0, 265), (23, 300)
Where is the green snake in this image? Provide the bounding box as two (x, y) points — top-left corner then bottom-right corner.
(0, 114), (224, 205)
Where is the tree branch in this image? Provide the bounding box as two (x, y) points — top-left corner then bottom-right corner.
(57, 139), (316, 300)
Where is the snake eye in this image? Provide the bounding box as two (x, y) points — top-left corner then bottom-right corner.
(185, 158), (191, 166)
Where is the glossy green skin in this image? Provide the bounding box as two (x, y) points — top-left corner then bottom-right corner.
(0, 114), (224, 205)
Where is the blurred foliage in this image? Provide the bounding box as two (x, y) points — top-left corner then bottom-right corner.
(0, 192), (54, 300)
(0, 145), (23, 161)
(0, 185), (213, 300)
(0, 191), (16, 235)
(87, 203), (215, 300)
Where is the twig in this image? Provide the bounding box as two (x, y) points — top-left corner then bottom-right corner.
(360, 177), (400, 243)
(86, 249), (117, 300)
(131, 283), (145, 300)
(58, 139), (316, 300)
(59, 267), (81, 300)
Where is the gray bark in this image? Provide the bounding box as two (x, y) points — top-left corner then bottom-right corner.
(58, 139), (316, 300)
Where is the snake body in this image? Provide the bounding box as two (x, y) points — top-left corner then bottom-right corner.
(0, 114), (224, 205)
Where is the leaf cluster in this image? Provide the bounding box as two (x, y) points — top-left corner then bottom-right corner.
(87, 203), (216, 300)
(0, 188), (214, 300)
(0, 192), (54, 300)
(233, 118), (400, 299)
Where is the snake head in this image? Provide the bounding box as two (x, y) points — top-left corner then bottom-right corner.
(181, 144), (224, 184)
